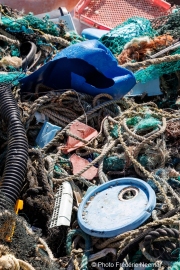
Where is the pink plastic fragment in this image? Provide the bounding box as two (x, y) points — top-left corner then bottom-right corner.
(63, 121), (98, 154)
(70, 154), (98, 180)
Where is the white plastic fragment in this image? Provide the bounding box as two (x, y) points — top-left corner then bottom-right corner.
(35, 112), (47, 124)
(50, 181), (73, 228)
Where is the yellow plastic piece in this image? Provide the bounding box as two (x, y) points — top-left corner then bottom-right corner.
(15, 199), (23, 214)
(5, 199), (23, 242)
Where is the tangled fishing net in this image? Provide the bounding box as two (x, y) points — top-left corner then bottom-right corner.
(0, 4), (85, 84)
(100, 10), (180, 85)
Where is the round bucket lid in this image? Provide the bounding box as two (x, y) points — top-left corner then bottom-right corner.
(78, 177), (156, 238)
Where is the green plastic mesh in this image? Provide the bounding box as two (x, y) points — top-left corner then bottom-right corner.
(0, 72), (26, 85)
(134, 115), (161, 131)
(103, 156), (125, 172)
(10, 45), (20, 57)
(2, 14), (59, 36)
(171, 262), (180, 270)
(126, 116), (142, 126)
(2, 16), (34, 34)
(68, 31), (86, 44)
(100, 11), (180, 83)
(134, 53), (180, 83)
(24, 14), (59, 36)
(133, 12), (180, 83)
(54, 165), (62, 174)
(155, 11), (180, 39)
(99, 17), (156, 55)
(138, 155), (148, 167)
(110, 124), (118, 138)
(126, 114), (161, 131)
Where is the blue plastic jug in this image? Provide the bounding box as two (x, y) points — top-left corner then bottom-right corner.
(20, 40), (136, 98)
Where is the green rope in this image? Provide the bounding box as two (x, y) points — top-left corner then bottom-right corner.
(66, 229), (91, 270)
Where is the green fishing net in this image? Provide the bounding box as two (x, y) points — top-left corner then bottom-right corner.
(138, 155), (148, 167)
(126, 116), (141, 126)
(134, 51), (180, 83)
(2, 16), (34, 34)
(99, 17), (156, 55)
(0, 72), (26, 85)
(155, 11), (180, 38)
(10, 45), (20, 57)
(100, 11), (180, 84)
(134, 115), (161, 131)
(131, 12), (180, 83)
(103, 156), (125, 172)
(126, 115), (161, 131)
(24, 14), (59, 36)
(110, 124), (118, 138)
(2, 14), (59, 36)
(68, 31), (86, 44)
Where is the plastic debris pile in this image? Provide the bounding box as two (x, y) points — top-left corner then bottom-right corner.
(0, 3), (180, 270)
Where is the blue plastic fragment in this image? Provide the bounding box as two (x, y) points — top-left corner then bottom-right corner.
(20, 40), (136, 98)
(81, 28), (109, 40)
(78, 177), (156, 238)
(36, 121), (62, 148)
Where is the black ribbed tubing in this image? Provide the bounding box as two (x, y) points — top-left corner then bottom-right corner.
(0, 84), (28, 204)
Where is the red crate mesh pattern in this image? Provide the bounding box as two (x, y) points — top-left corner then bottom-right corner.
(75, 0), (170, 29)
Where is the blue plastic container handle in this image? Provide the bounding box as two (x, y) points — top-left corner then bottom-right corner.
(78, 177), (156, 238)
(81, 29), (109, 40)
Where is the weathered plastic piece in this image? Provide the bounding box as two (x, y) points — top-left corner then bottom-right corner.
(70, 154), (98, 180)
(20, 40), (136, 98)
(50, 181), (73, 228)
(127, 78), (162, 96)
(58, 7), (77, 32)
(34, 112), (46, 123)
(63, 121), (98, 153)
(78, 177), (156, 237)
(36, 121), (62, 148)
(81, 28), (109, 40)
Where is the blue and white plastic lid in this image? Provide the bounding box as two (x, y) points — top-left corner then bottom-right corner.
(78, 177), (156, 238)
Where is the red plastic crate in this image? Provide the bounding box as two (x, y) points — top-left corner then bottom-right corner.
(74, 0), (171, 30)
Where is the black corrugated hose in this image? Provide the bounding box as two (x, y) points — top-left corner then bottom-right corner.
(0, 84), (28, 205)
